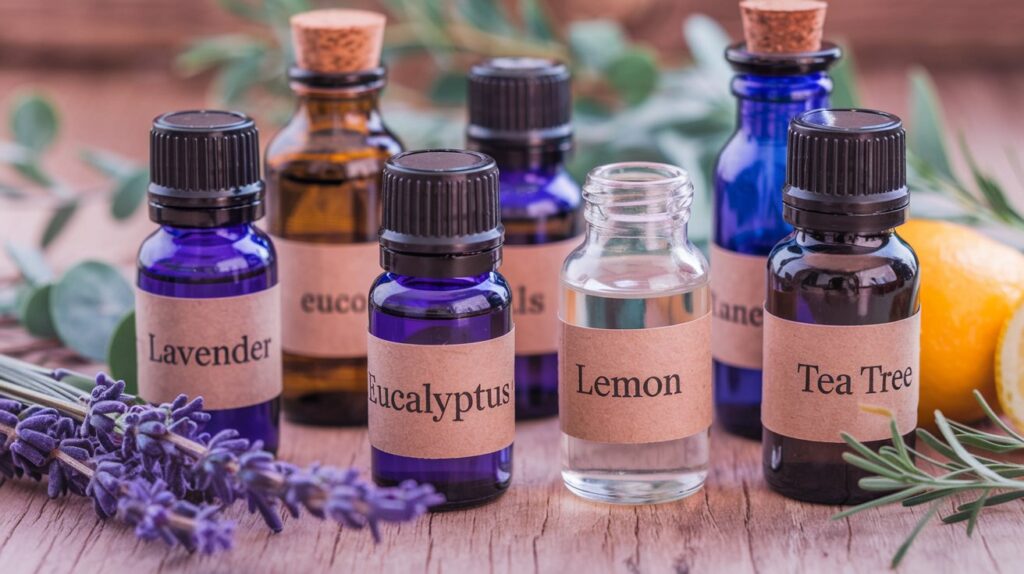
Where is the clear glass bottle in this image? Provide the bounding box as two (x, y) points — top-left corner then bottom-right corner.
(559, 162), (711, 504)
(368, 150), (514, 510)
(265, 33), (403, 426)
(712, 43), (839, 439)
(466, 58), (583, 419)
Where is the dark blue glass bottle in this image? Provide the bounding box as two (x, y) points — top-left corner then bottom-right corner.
(368, 150), (514, 510)
(711, 45), (840, 439)
(136, 111), (281, 452)
(467, 58), (583, 419)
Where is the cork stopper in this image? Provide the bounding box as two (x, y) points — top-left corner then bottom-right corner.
(740, 1), (827, 54)
(290, 9), (386, 74)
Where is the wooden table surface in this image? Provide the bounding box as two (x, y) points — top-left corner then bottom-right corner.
(1, 322), (1022, 574)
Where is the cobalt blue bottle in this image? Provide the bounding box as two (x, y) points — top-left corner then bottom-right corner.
(136, 111), (281, 452)
(368, 149), (514, 510)
(711, 43), (840, 439)
(466, 58), (582, 419)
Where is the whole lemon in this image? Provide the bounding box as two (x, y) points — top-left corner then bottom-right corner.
(899, 219), (1024, 426)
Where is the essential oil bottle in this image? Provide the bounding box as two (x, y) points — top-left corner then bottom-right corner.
(466, 57), (583, 419)
(762, 109), (920, 505)
(559, 162), (711, 504)
(712, 0), (839, 439)
(136, 110), (281, 451)
(265, 9), (403, 426)
(368, 149), (514, 510)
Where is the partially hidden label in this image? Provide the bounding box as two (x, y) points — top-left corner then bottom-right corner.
(275, 237), (379, 358)
(762, 312), (920, 443)
(559, 313), (712, 444)
(135, 286), (282, 410)
(710, 244), (767, 370)
(501, 237), (582, 356)
(367, 330), (515, 459)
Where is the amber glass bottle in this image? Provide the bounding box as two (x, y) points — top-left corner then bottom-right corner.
(265, 9), (402, 425)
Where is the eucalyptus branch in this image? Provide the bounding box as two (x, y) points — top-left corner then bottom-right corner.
(835, 391), (1024, 567)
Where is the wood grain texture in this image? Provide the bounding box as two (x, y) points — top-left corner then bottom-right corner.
(1, 323), (1023, 573)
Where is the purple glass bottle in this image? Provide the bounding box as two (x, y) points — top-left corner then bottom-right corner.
(466, 58), (582, 419)
(136, 111), (281, 452)
(712, 44), (840, 439)
(368, 149), (513, 510)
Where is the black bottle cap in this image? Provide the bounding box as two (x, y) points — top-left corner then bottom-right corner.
(380, 149), (503, 278)
(725, 41), (841, 76)
(148, 110), (264, 227)
(466, 57), (572, 153)
(783, 108), (908, 232)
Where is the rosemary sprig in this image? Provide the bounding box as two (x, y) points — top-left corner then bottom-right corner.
(835, 391), (1024, 567)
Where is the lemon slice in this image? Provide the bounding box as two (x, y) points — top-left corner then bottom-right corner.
(996, 300), (1024, 431)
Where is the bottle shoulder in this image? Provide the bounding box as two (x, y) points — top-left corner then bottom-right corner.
(369, 272), (512, 319)
(265, 110), (402, 163)
(498, 167), (581, 218)
(138, 225), (276, 274)
(768, 232), (919, 287)
(562, 240), (708, 297)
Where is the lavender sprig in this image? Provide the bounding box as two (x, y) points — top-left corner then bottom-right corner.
(0, 356), (444, 553)
(0, 398), (234, 554)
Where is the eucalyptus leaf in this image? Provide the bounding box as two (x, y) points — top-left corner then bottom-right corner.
(40, 199), (79, 248)
(908, 68), (956, 183)
(110, 170), (150, 220)
(10, 92), (58, 154)
(455, 0), (514, 35)
(107, 310), (138, 395)
(568, 20), (627, 71)
(606, 48), (659, 106)
(177, 35), (269, 75)
(829, 41), (861, 108)
(519, 0), (555, 41)
(81, 148), (135, 179)
(13, 159), (53, 188)
(17, 284), (57, 338)
(4, 242), (53, 285)
(429, 72), (468, 105)
(0, 284), (26, 318)
(50, 261), (135, 362)
(213, 47), (267, 104)
(682, 15), (733, 89)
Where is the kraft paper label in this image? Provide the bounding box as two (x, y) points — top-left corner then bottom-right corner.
(367, 330), (515, 459)
(710, 244), (767, 370)
(762, 312), (921, 443)
(559, 313), (713, 444)
(275, 237), (380, 358)
(501, 237), (582, 356)
(135, 286), (282, 410)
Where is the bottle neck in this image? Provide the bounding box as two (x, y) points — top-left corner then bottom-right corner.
(468, 139), (570, 173)
(583, 162), (692, 239)
(293, 83), (383, 131)
(793, 227), (895, 247)
(733, 72), (832, 140)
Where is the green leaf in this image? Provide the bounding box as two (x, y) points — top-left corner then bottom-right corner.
(107, 310), (137, 395)
(10, 92), (59, 154)
(50, 261), (134, 362)
(908, 68), (956, 182)
(176, 35), (268, 75)
(891, 502), (942, 568)
(455, 0), (514, 35)
(957, 136), (1024, 224)
(13, 159), (53, 188)
(682, 14), (733, 87)
(81, 148), (135, 179)
(40, 199), (79, 248)
(216, 0), (267, 23)
(569, 20), (627, 71)
(429, 72), (468, 105)
(4, 242), (53, 285)
(606, 48), (659, 106)
(110, 170), (149, 220)
(519, 0), (555, 41)
(17, 284), (57, 338)
(214, 48), (266, 105)
(829, 41), (861, 108)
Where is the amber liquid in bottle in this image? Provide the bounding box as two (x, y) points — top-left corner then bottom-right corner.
(266, 80), (402, 426)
